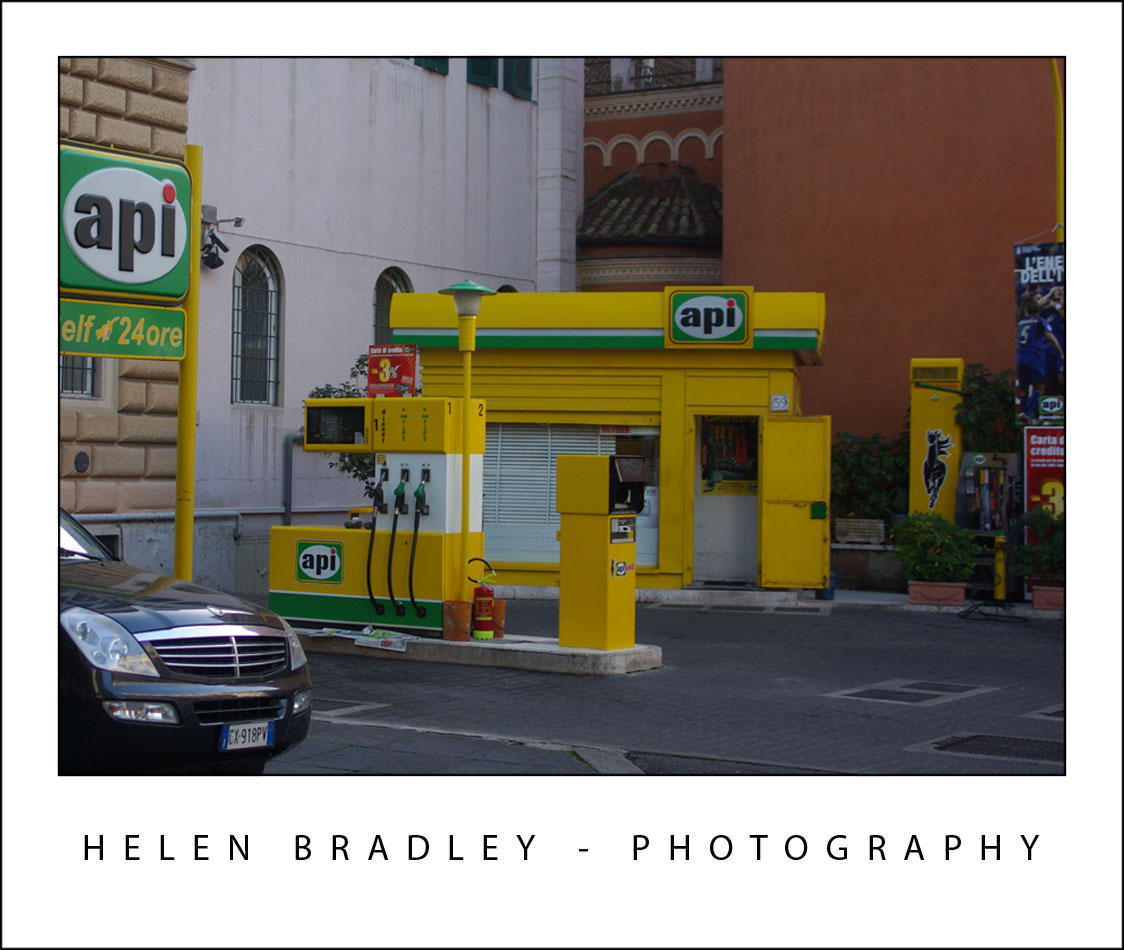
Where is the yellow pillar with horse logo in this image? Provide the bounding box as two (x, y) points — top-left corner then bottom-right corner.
(908, 358), (964, 521)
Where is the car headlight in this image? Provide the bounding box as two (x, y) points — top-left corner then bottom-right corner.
(281, 618), (308, 671)
(60, 606), (160, 678)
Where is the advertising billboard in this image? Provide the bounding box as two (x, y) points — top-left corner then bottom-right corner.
(1013, 242), (1065, 427)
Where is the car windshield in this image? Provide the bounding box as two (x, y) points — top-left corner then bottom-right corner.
(59, 509), (110, 560)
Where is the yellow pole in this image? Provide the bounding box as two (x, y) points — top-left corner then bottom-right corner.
(174, 145), (202, 580)
(1050, 58), (1064, 242)
(459, 316), (474, 603)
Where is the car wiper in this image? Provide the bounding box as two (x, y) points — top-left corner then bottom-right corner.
(60, 547), (102, 560)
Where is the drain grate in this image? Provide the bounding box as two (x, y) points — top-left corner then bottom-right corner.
(849, 688), (937, 704)
(827, 679), (998, 706)
(900, 681), (977, 693)
(931, 734), (1065, 763)
(710, 605), (767, 613)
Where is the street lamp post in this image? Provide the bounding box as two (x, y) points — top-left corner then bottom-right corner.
(439, 280), (496, 603)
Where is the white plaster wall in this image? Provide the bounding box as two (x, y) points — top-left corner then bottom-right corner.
(185, 57), (577, 522)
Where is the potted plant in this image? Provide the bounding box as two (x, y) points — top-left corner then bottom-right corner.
(1010, 506), (1065, 609)
(891, 512), (979, 605)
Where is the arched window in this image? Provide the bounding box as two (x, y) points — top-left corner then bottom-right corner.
(231, 247), (282, 405)
(373, 267), (412, 345)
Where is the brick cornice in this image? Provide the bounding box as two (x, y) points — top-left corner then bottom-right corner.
(578, 256), (723, 286)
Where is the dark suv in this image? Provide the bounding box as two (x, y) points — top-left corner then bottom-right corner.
(59, 508), (312, 774)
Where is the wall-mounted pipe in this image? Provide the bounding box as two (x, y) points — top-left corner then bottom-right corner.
(283, 432), (302, 525)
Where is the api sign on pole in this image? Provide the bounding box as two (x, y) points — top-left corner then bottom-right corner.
(59, 143), (191, 361)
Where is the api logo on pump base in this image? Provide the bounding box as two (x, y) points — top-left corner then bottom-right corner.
(666, 288), (752, 347)
(296, 541), (344, 584)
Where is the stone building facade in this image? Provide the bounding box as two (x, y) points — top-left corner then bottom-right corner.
(58, 57), (193, 526)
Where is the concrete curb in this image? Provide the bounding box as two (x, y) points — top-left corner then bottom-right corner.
(298, 632), (662, 675)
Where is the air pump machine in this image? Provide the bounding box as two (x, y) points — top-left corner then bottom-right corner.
(268, 396), (486, 635)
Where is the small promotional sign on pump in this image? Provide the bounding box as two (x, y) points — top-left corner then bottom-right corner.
(369, 344), (419, 397)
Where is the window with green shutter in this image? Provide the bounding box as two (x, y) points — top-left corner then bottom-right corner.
(413, 57), (448, 75)
(503, 58), (532, 100)
(466, 57), (498, 88)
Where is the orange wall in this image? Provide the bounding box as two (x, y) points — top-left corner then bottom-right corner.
(723, 58), (1064, 438)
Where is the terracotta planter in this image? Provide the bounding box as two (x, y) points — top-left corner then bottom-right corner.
(1031, 585), (1064, 610)
(907, 580), (967, 605)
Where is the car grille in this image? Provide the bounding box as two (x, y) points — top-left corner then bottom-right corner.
(194, 697), (287, 725)
(149, 634), (289, 680)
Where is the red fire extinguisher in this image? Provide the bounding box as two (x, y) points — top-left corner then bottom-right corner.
(468, 558), (496, 640)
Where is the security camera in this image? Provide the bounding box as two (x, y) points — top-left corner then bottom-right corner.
(209, 231), (230, 253)
(201, 242), (225, 269)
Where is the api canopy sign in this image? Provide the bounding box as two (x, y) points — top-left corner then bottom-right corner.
(664, 287), (753, 348)
(59, 143), (191, 361)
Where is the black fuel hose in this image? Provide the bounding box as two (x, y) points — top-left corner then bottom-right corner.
(364, 486), (385, 616)
(408, 483), (426, 618)
(387, 485), (407, 617)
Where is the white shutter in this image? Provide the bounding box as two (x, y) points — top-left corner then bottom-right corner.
(483, 422), (657, 566)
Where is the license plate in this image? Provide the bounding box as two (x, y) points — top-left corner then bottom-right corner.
(220, 720), (275, 751)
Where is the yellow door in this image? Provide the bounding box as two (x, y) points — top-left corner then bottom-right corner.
(758, 415), (831, 588)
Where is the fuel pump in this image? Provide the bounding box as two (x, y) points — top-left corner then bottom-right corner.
(271, 396), (486, 635)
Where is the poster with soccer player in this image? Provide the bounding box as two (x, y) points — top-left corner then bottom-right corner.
(1013, 242), (1065, 427)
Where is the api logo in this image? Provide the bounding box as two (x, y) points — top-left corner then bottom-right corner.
(1039, 396), (1064, 414)
(59, 145), (191, 301)
(63, 167), (187, 283)
(296, 541), (344, 584)
(669, 291), (749, 344)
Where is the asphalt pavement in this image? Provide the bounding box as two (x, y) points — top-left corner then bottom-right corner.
(266, 594), (1065, 776)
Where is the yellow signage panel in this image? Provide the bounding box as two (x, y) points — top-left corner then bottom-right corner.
(908, 358), (964, 519)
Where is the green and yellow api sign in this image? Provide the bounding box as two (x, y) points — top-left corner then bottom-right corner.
(59, 144), (191, 305)
(664, 287), (753, 348)
(296, 541), (344, 585)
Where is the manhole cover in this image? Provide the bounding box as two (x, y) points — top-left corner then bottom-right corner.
(931, 734), (1065, 762)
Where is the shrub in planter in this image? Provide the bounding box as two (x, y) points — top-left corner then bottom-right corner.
(891, 513), (979, 604)
(831, 428), (909, 541)
(1010, 506), (1065, 592)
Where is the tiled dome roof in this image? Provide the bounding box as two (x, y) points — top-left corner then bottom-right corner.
(578, 163), (722, 247)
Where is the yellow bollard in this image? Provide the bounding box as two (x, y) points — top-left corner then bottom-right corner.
(993, 533), (1008, 601)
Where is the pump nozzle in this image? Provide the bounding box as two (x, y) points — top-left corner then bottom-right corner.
(413, 481), (428, 516)
(393, 480), (408, 515)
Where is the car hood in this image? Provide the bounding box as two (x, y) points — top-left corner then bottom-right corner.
(59, 559), (284, 635)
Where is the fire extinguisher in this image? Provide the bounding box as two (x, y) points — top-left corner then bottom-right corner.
(468, 558), (496, 640)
